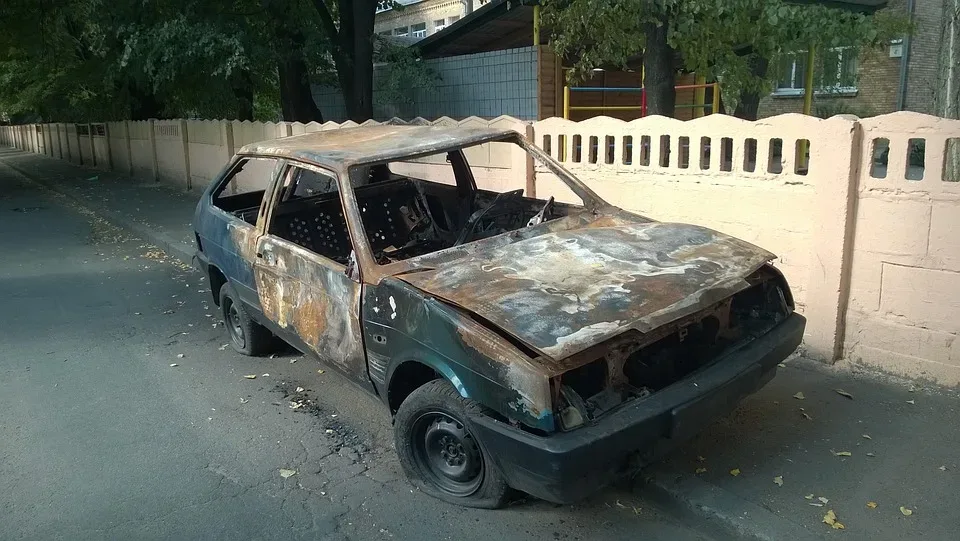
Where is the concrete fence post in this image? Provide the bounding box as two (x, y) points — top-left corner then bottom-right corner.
(523, 123), (536, 198)
(88, 123), (96, 167)
(103, 124), (114, 171)
(148, 119), (159, 182)
(74, 124), (83, 165)
(224, 120), (235, 162)
(124, 121), (133, 175)
(799, 116), (863, 362)
(60, 123), (67, 160)
(34, 124), (41, 154)
(180, 119), (192, 190)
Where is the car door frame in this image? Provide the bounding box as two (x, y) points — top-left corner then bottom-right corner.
(253, 159), (372, 390)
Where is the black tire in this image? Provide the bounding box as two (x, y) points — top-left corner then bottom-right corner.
(394, 379), (510, 509)
(219, 283), (273, 356)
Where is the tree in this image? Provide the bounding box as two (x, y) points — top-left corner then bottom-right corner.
(541, 0), (906, 119)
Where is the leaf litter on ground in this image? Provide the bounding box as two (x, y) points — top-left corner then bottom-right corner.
(834, 389), (854, 399)
(823, 510), (845, 530)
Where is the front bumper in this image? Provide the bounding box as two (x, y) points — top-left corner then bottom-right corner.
(471, 313), (806, 504)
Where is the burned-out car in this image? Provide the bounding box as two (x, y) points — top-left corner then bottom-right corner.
(193, 125), (805, 508)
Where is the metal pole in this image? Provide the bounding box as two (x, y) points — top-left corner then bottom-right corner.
(800, 45), (816, 170)
(563, 86), (570, 119)
(802, 45), (816, 116)
(533, 5), (540, 48)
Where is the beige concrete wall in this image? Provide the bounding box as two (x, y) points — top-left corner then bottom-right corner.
(844, 112), (960, 384)
(154, 120), (187, 186)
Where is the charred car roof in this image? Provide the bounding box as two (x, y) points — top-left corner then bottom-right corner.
(237, 125), (519, 168)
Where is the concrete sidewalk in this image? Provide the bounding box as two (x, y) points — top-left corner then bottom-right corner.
(3, 148), (958, 541)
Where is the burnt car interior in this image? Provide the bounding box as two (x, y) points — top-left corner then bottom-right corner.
(216, 142), (589, 266)
(555, 266), (793, 428)
(350, 147), (583, 264)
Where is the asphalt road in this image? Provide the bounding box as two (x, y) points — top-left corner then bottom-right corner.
(0, 159), (719, 540)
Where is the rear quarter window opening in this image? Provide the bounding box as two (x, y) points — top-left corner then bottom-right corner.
(348, 140), (590, 264)
(212, 157), (281, 224)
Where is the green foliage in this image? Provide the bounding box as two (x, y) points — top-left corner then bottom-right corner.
(541, 0), (909, 108)
(373, 36), (439, 108)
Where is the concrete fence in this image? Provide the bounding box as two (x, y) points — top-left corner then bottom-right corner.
(2, 112), (959, 385)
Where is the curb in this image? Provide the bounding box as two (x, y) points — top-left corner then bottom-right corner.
(1, 156), (197, 268)
(638, 466), (820, 541)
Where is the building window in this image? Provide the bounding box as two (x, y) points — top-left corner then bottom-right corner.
(447, 15), (460, 25)
(775, 47), (858, 96)
(411, 23), (427, 38)
(394, 26), (408, 37)
(433, 19), (446, 32)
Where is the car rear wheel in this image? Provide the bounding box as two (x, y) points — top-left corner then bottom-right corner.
(219, 284), (273, 356)
(394, 379), (509, 508)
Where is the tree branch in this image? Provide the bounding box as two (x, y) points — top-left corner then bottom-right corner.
(311, 0), (340, 44)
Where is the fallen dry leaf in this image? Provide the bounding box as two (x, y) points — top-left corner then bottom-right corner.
(169, 363), (178, 367)
(317, 369), (325, 374)
(730, 468), (741, 477)
(862, 434), (872, 440)
(289, 358), (298, 364)
(239, 398), (248, 404)
(218, 344), (228, 351)
(939, 465), (947, 471)
(832, 450), (852, 457)
(262, 373), (269, 377)
(867, 501), (878, 509)
(279, 469), (296, 479)
(269, 354), (277, 359)
(900, 506), (913, 516)
(809, 502), (824, 507)
(697, 455), (706, 462)
(695, 467), (707, 474)
(834, 389), (854, 399)
(325, 429), (334, 434)
(774, 476), (784, 487)
(176, 353), (184, 359)
(819, 496), (830, 504)
(867, 452), (876, 457)
(243, 374), (257, 379)
(296, 387), (304, 393)
(800, 407), (813, 420)
(823, 509), (845, 530)
(793, 392), (805, 400)
(805, 494), (815, 500)
(906, 399), (916, 405)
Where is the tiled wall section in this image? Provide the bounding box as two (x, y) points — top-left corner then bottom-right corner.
(313, 47), (539, 122)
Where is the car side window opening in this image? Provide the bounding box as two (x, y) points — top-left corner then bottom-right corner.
(268, 164), (352, 265)
(212, 157), (281, 225)
(349, 140), (588, 264)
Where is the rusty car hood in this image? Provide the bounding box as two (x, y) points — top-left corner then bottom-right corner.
(398, 221), (775, 361)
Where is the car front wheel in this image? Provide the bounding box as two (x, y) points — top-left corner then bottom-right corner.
(394, 379), (509, 508)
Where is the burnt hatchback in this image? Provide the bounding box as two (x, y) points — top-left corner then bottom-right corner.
(193, 125), (805, 508)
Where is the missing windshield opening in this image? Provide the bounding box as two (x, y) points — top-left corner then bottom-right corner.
(352, 142), (588, 264)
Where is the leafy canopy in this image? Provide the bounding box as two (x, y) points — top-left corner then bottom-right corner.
(541, 0), (907, 105)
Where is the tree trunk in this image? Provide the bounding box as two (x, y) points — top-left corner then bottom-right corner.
(278, 51), (323, 123)
(232, 70), (255, 122)
(642, 19), (676, 118)
(734, 53), (770, 120)
(336, 0), (377, 122)
(129, 81), (164, 120)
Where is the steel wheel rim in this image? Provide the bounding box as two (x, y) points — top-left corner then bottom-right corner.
(411, 411), (484, 497)
(225, 299), (245, 349)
